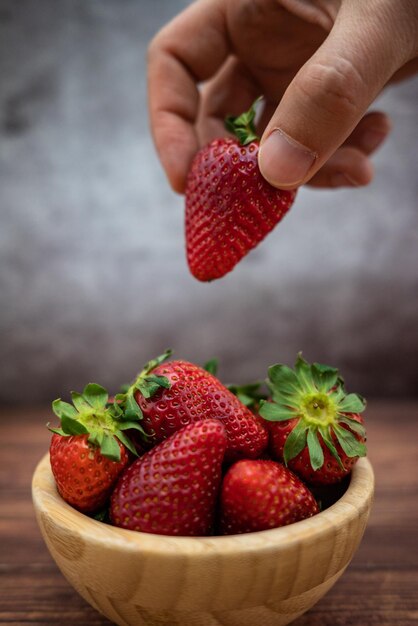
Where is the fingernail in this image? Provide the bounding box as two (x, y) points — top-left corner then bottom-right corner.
(259, 129), (317, 188)
(360, 130), (386, 154)
(331, 172), (360, 188)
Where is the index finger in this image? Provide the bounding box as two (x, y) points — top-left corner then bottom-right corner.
(147, 0), (230, 193)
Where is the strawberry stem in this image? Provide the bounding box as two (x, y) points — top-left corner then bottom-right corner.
(224, 98), (261, 145)
(299, 392), (338, 427)
(112, 349), (173, 429)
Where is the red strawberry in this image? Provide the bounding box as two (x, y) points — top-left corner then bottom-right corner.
(49, 382), (142, 512)
(219, 459), (319, 535)
(50, 434), (129, 513)
(110, 420), (227, 536)
(185, 101), (296, 281)
(259, 354), (367, 486)
(116, 350), (268, 462)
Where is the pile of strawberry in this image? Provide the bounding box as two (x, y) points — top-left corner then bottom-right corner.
(49, 351), (367, 536)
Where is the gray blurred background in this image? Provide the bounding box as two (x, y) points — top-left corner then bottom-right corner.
(1, 0), (417, 405)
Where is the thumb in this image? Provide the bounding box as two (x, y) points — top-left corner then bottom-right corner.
(258, 3), (409, 188)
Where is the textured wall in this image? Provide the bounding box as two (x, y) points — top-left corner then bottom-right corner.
(1, 0), (417, 405)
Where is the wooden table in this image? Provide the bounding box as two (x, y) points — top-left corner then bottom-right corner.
(1, 402), (417, 626)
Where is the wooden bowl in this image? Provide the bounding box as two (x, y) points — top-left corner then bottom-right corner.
(32, 453), (374, 626)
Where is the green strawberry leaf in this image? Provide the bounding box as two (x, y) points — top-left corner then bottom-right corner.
(114, 430), (138, 456)
(52, 399), (78, 420)
(259, 400), (294, 422)
(135, 375), (170, 399)
(135, 381), (153, 399)
(145, 374), (170, 388)
(144, 374), (170, 394)
(338, 416), (366, 438)
(70, 391), (91, 413)
(267, 385), (301, 410)
(203, 358), (218, 376)
(283, 419), (308, 464)
(142, 349), (173, 376)
(88, 430), (104, 448)
(294, 353), (315, 392)
(312, 362), (340, 376)
(119, 350), (172, 420)
(100, 434), (121, 462)
(109, 400), (123, 419)
(307, 428), (324, 471)
(338, 393), (366, 413)
(60, 414), (89, 436)
(330, 385), (346, 404)
(318, 425), (344, 469)
(224, 99), (260, 145)
(333, 424), (367, 458)
(236, 392), (257, 406)
(47, 425), (67, 436)
(123, 393), (143, 420)
(268, 364), (301, 396)
(82, 383), (108, 409)
(228, 382), (267, 408)
(117, 421), (146, 433)
(311, 363), (339, 393)
(295, 353), (310, 375)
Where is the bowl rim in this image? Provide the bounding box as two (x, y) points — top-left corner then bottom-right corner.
(32, 453), (374, 557)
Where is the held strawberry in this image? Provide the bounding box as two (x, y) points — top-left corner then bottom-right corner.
(110, 420), (227, 536)
(48, 382), (144, 513)
(259, 354), (367, 486)
(116, 350), (268, 462)
(220, 460), (319, 535)
(185, 100), (296, 281)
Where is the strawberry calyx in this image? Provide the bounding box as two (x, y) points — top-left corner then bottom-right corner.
(259, 353), (367, 471)
(227, 381), (268, 409)
(203, 358), (219, 376)
(113, 348), (173, 422)
(224, 98), (260, 146)
(203, 357), (267, 409)
(49, 383), (142, 462)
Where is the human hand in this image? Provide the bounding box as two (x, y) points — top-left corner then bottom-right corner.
(148, 0), (418, 193)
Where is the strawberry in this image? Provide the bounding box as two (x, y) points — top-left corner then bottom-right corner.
(110, 420), (227, 536)
(116, 350), (268, 462)
(259, 354), (367, 486)
(49, 382), (144, 512)
(50, 434), (129, 513)
(185, 101), (296, 281)
(219, 459), (319, 535)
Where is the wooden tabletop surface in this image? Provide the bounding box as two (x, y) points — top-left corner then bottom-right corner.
(1, 402), (417, 626)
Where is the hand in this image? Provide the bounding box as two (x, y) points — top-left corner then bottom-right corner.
(148, 0), (418, 193)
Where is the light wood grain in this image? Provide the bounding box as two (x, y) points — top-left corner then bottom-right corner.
(32, 451), (374, 626)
